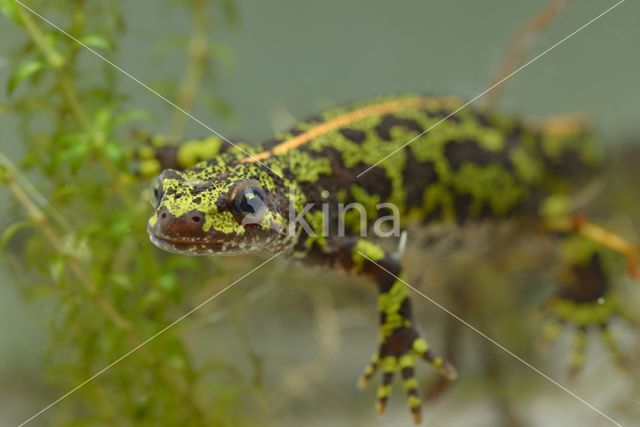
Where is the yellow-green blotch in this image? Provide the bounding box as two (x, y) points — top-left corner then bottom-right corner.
(177, 138), (223, 169)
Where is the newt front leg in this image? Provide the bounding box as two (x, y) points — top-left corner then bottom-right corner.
(304, 237), (456, 423)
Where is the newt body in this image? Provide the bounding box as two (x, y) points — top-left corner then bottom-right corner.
(144, 95), (628, 423)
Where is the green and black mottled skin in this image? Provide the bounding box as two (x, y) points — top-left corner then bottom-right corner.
(141, 95), (631, 423)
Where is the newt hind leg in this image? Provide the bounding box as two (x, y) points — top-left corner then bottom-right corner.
(539, 234), (633, 377)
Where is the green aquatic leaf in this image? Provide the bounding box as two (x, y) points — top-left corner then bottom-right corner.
(102, 140), (125, 163)
(49, 256), (65, 284)
(113, 109), (154, 128)
(79, 33), (113, 51)
(6, 60), (44, 95)
(0, 0), (21, 24)
(1, 220), (33, 250)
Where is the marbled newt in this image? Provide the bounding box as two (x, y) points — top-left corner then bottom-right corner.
(141, 94), (634, 423)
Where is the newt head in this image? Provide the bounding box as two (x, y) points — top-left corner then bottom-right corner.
(147, 165), (292, 255)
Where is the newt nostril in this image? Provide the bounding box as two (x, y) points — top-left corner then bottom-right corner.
(190, 212), (204, 224)
(157, 207), (170, 225)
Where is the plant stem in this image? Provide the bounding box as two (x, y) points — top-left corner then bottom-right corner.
(16, 4), (93, 131)
(169, 0), (209, 138)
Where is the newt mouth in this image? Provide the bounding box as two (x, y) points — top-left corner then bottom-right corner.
(147, 206), (255, 255)
(148, 228), (250, 256)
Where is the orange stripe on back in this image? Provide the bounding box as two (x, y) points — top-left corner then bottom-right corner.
(241, 96), (457, 163)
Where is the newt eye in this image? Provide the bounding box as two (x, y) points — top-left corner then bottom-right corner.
(232, 186), (267, 225)
(148, 176), (164, 207)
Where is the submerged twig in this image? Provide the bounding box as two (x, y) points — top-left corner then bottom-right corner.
(484, 0), (568, 107)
